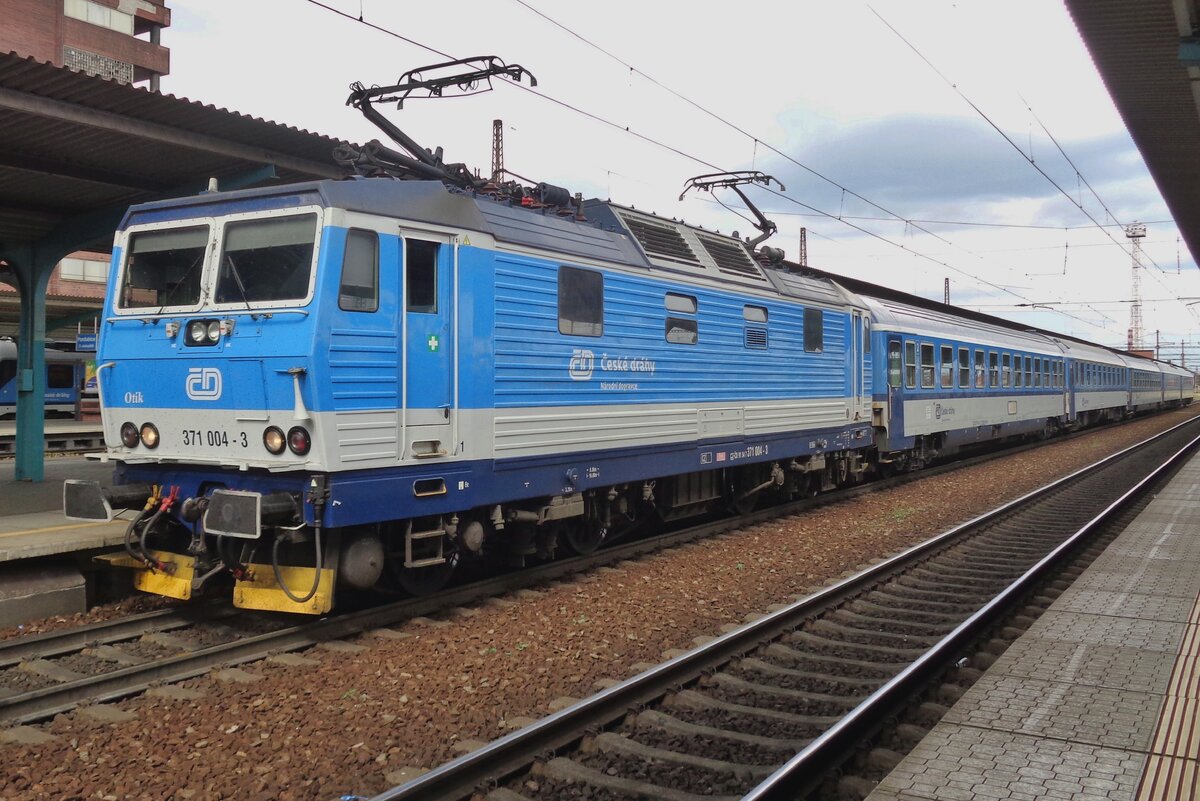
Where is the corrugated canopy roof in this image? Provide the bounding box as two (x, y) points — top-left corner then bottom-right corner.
(1065, 0), (1200, 264)
(0, 50), (351, 253)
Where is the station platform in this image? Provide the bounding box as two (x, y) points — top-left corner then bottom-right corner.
(0, 420), (104, 456)
(867, 453), (1200, 801)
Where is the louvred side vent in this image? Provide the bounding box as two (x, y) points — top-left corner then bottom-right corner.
(620, 213), (701, 266)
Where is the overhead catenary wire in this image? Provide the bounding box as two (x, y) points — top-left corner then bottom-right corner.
(302, 0), (1125, 337)
(870, 5), (1198, 323)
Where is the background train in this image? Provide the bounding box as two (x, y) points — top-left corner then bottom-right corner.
(0, 338), (90, 419)
(62, 176), (1194, 614)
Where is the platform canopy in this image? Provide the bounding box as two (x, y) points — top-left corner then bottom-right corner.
(0, 51), (353, 481)
(1065, 0), (1200, 264)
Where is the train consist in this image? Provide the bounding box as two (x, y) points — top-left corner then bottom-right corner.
(0, 339), (89, 419)
(64, 59), (1195, 613)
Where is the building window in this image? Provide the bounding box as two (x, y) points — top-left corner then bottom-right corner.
(804, 308), (823, 352)
(64, 0), (134, 34)
(339, 229), (378, 312)
(558, 266), (602, 336)
(59, 256), (108, 283)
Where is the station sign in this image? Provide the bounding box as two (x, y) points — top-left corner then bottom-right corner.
(75, 333), (97, 352)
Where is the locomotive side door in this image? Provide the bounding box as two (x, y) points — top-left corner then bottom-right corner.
(401, 232), (455, 459)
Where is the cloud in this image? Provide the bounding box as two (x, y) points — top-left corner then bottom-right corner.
(759, 114), (1151, 225)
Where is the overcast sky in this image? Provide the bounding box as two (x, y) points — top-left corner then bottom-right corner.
(165, 0), (1200, 361)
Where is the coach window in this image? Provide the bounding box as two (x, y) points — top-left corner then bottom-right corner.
(1002, 353), (1013, 387)
(920, 343), (935, 388)
(1033, 357), (1041, 387)
(988, 352), (999, 388)
(47, 364), (74, 389)
(1024, 356), (1032, 387)
(804, 308), (824, 352)
(558, 266), (603, 336)
(339, 229), (379, 312)
(958, 347), (970, 388)
(904, 341), (917, 388)
(1014, 355), (1023, 388)
(940, 345), (954, 388)
(406, 239), (439, 313)
(888, 341), (902, 387)
(975, 349), (985, 388)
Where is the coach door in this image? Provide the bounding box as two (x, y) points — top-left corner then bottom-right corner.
(401, 232), (455, 459)
(852, 311), (868, 419)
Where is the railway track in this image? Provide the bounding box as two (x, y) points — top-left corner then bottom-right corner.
(0, 413), (1190, 729)
(362, 415), (1200, 801)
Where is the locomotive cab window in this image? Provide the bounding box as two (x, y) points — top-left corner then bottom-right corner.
(215, 214), (317, 305)
(558, 266), (603, 336)
(339, 229), (379, 312)
(119, 225), (209, 309)
(406, 239), (439, 313)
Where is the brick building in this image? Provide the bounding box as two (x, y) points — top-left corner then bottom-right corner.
(0, 1), (169, 338)
(0, 0), (169, 88)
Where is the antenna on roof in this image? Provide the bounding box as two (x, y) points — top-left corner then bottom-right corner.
(679, 171), (784, 248)
(337, 56), (536, 190)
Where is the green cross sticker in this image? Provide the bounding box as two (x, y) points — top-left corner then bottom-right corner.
(427, 334), (440, 352)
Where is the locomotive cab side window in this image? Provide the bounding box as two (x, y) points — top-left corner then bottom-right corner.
(119, 226), (209, 309)
(406, 240), (439, 313)
(339, 229), (379, 312)
(558, 266), (603, 336)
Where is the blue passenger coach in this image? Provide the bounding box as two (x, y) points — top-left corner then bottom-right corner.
(863, 296), (1067, 468)
(67, 179), (875, 612)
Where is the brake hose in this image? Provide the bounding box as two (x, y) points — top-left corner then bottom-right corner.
(271, 525), (323, 604)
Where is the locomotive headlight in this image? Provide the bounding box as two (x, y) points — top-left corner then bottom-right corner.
(206, 321), (221, 343)
(263, 426), (286, 455)
(286, 426), (311, 456)
(140, 423), (160, 449)
(120, 422), (140, 448)
(187, 321), (207, 343)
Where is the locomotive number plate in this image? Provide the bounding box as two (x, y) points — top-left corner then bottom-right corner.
(182, 429), (250, 449)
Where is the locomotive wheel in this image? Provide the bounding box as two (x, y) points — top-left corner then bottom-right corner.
(562, 519), (607, 555)
(396, 552), (459, 596)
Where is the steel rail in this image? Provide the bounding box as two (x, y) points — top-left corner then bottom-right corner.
(741, 425), (1200, 800)
(366, 415), (1200, 801)
(0, 602), (234, 669)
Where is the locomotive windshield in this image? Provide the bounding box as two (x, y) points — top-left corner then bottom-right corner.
(214, 214), (317, 305)
(118, 226), (209, 309)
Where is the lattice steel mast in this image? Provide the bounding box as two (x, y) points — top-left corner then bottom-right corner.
(1126, 223), (1146, 351)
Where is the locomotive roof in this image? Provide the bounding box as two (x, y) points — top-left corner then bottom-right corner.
(120, 178), (853, 304)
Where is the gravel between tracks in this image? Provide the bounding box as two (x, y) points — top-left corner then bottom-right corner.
(1, 407), (1196, 801)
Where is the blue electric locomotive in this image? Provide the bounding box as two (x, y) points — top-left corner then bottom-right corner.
(65, 178), (877, 613)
